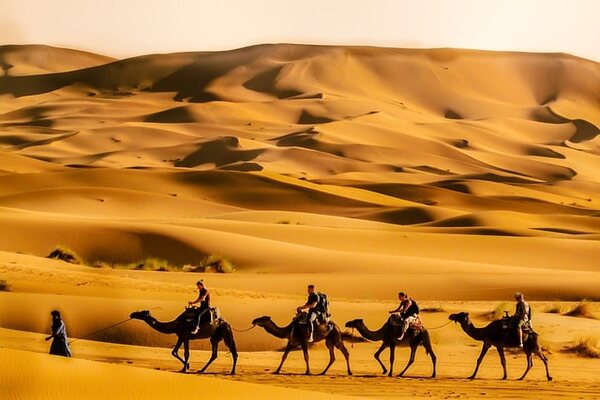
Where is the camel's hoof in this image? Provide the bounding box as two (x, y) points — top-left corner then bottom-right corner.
(431, 374), (436, 379)
(347, 371), (353, 376)
(468, 376), (476, 380)
(396, 374), (405, 378)
(382, 370), (387, 375)
(548, 377), (553, 382)
(502, 376), (508, 380)
(197, 370), (206, 374)
(304, 372), (311, 376)
(272, 371), (280, 375)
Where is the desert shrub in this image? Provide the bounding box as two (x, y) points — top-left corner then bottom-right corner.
(47, 246), (81, 264)
(421, 306), (445, 313)
(564, 301), (596, 319)
(92, 258), (173, 271)
(0, 279), (9, 291)
(128, 258), (172, 271)
(200, 255), (235, 273)
(484, 302), (511, 320)
(563, 336), (600, 358)
(182, 264), (203, 272)
(544, 303), (563, 314)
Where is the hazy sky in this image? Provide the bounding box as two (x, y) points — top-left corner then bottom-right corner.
(2, 0), (599, 61)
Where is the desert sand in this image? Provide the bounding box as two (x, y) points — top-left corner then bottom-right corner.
(0, 43), (599, 399)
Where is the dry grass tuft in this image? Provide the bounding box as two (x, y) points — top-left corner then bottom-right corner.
(421, 306), (445, 313)
(482, 302), (511, 320)
(93, 258), (174, 272)
(182, 255), (236, 273)
(47, 246), (81, 264)
(201, 255), (235, 273)
(564, 302), (597, 319)
(544, 303), (563, 314)
(563, 336), (600, 358)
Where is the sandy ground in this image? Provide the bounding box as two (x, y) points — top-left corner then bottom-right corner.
(0, 44), (599, 399)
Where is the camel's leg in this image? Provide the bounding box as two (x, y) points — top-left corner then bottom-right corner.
(274, 343), (292, 374)
(469, 342), (491, 379)
(374, 342), (388, 375)
(397, 344), (417, 377)
(518, 349), (533, 381)
(171, 337), (189, 372)
(335, 337), (352, 376)
(496, 346), (508, 380)
(300, 340), (311, 375)
(388, 343), (396, 377)
(319, 337), (336, 375)
(222, 325), (238, 375)
(535, 346), (553, 381)
(198, 337), (219, 373)
(422, 333), (437, 378)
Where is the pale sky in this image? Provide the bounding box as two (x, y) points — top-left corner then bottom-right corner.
(2, 0), (599, 61)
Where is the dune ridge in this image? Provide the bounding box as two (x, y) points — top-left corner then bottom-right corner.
(0, 43), (598, 296)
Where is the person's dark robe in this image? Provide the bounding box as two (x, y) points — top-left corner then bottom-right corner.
(49, 320), (72, 357)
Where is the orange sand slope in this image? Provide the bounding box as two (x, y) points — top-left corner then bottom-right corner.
(0, 348), (355, 400)
(0, 44), (599, 299)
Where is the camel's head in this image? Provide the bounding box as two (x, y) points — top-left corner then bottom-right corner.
(448, 312), (469, 324)
(130, 310), (151, 320)
(251, 316), (271, 327)
(345, 319), (363, 328)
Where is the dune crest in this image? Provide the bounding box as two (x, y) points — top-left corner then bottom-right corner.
(0, 44), (598, 296)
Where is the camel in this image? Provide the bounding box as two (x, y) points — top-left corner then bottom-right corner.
(448, 312), (552, 381)
(345, 318), (436, 377)
(252, 314), (352, 375)
(130, 309), (238, 374)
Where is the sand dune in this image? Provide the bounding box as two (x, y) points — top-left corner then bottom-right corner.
(1, 44), (599, 399)
(1, 347), (358, 400)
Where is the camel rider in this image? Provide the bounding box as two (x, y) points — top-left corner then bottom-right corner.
(514, 292), (531, 348)
(389, 291), (419, 341)
(296, 284), (320, 343)
(189, 280), (211, 334)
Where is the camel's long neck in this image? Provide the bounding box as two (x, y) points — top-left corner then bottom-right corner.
(262, 320), (293, 339)
(143, 316), (178, 334)
(354, 321), (386, 341)
(461, 320), (487, 341)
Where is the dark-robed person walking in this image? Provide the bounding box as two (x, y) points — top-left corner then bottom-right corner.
(46, 310), (71, 357)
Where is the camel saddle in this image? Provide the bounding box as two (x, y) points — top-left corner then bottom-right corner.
(181, 306), (221, 326)
(294, 312), (332, 329)
(388, 314), (423, 332)
(501, 315), (532, 332)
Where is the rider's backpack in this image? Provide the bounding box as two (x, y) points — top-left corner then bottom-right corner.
(316, 292), (330, 316)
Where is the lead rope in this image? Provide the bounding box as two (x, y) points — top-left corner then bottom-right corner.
(426, 320), (453, 330)
(231, 324), (256, 333)
(68, 318), (133, 345)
